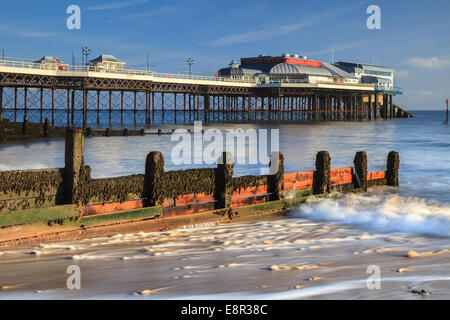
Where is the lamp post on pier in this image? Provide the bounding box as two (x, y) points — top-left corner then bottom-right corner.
(186, 58), (194, 76)
(82, 46), (91, 67)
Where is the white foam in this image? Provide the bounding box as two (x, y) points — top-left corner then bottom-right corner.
(294, 192), (450, 237)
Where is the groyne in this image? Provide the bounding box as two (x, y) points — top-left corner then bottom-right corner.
(0, 129), (399, 246)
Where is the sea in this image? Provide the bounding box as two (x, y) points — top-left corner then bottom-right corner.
(0, 110), (449, 299)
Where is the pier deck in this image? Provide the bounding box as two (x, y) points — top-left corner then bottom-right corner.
(0, 59), (404, 128)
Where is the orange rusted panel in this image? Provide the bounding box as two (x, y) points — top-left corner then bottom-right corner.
(232, 185), (268, 198)
(330, 167), (353, 186)
(368, 171), (386, 180)
(284, 171), (314, 183)
(231, 195), (269, 207)
(162, 193), (215, 208)
(284, 180), (313, 191)
(81, 199), (144, 216)
(174, 193), (215, 206)
(163, 202), (216, 217)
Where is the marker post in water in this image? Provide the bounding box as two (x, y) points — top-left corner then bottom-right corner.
(444, 99), (449, 126)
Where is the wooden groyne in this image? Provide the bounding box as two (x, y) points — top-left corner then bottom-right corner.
(0, 129), (399, 246)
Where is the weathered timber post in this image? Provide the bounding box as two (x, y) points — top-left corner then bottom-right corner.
(269, 152), (284, 201)
(353, 151), (368, 191)
(43, 118), (50, 138)
(22, 116), (28, 135)
(144, 151), (165, 207)
(64, 128), (85, 204)
(215, 152), (234, 209)
(386, 151), (400, 187)
(313, 151), (331, 195)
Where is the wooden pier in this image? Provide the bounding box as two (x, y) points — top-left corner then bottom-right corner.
(0, 60), (405, 128)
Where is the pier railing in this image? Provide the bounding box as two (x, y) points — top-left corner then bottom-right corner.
(0, 59), (256, 83)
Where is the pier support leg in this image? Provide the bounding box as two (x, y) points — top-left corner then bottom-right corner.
(374, 93), (379, 119)
(40, 88), (44, 123)
(0, 86), (3, 122)
(215, 152), (234, 210)
(269, 152), (284, 201)
(51, 88), (55, 126)
(203, 94), (210, 123)
(64, 128), (86, 204)
(144, 151), (165, 207)
(97, 90), (100, 125)
(24, 88), (28, 119)
(66, 89), (70, 127)
(14, 87), (17, 122)
(386, 151), (400, 187)
(389, 95), (394, 118)
(353, 151), (368, 191)
(313, 151), (331, 195)
(109, 91), (112, 127)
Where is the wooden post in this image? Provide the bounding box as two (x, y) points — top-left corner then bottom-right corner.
(67, 89), (70, 127)
(22, 115), (28, 135)
(386, 151), (400, 186)
(269, 152), (284, 201)
(144, 151), (165, 207)
(44, 118), (50, 138)
(64, 128), (85, 204)
(215, 152), (234, 209)
(313, 151), (331, 195)
(353, 151), (368, 191)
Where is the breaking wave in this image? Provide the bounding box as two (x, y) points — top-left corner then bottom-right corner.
(293, 191), (450, 237)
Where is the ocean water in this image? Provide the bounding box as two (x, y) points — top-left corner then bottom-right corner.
(0, 111), (449, 299)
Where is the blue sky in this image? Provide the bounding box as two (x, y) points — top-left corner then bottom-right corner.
(1, 0), (449, 110)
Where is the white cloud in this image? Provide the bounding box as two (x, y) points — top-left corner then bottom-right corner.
(395, 70), (411, 79)
(87, 0), (149, 11)
(19, 31), (56, 38)
(406, 57), (450, 69)
(304, 41), (368, 56)
(206, 1), (366, 47)
(207, 23), (309, 47)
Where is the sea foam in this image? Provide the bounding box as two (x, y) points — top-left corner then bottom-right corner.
(293, 192), (450, 237)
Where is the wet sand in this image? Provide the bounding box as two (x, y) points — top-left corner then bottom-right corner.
(0, 191), (449, 300)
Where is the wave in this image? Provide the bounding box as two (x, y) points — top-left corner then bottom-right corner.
(292, 191), (450, 237)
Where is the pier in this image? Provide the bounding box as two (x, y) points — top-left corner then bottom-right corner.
(0, 55), (407, 128)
